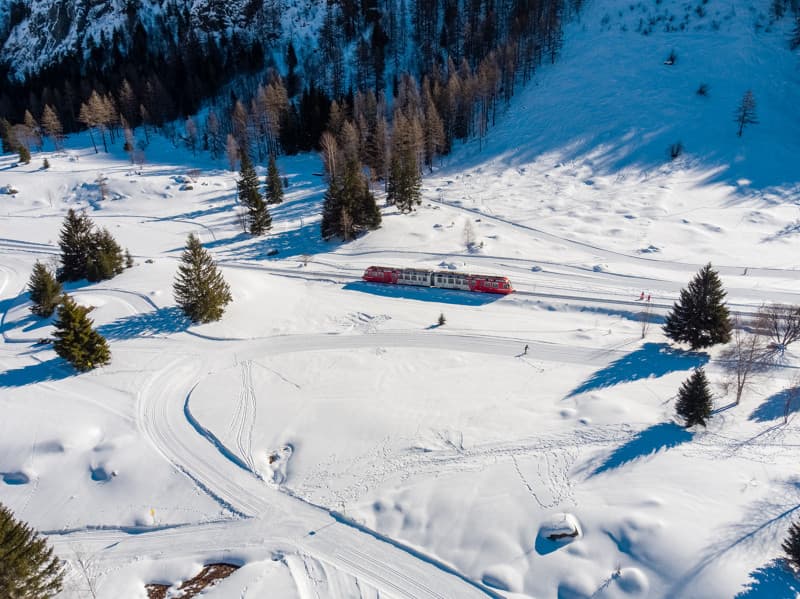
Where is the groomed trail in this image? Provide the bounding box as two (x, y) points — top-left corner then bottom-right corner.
(64, 330), (619, 598)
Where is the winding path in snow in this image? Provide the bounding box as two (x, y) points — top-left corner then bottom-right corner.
(44, 328), (644, 598)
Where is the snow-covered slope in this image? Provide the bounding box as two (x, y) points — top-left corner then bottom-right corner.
(0, 0), (309, 81)
(2, 1), (800, 598)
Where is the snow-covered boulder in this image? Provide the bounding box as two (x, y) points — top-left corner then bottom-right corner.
(540, 512), (582, 541)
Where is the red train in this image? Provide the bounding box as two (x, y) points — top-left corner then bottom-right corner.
(362, 266), (515, 295)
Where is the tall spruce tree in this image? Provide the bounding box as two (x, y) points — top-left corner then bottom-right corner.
(248, 193), (272, 236)
(675, 368), (713, 427)
(782, 520), (800, 572)
(387, 114), (422, 212)
(58, 209), (94, 282)
(237, 151), (260, 209)
(265, 154), (284, 204)
(27, 261), (62, 317)
(0, 502), (65, 599)
(236, 151), (271, 235)
(320, 157), (381, 241)
(664, 263), (732, 349)
(52, 294), (111, 372)
(173, 233), (232, 323)
(86, 228), (125, 282)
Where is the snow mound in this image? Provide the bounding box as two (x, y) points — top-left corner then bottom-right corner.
(540, 512), (582, 541)
(265, 444), (293, 485)
(616, 567), (650, 595)
(481, 564), (523, 593)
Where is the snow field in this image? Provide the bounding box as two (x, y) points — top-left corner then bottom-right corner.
(2, 0), (800, 596)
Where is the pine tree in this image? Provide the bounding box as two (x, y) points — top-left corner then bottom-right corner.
(27, 262), (62, 318)
(782, 520), (800, 572)
(320, 183), (343, 241)
(248, 193), (272, 236)
(58, 209), (94, 282)
(664, 263), (732, 349)
(18, 145), (31, 164)
(0, 118), (14, 154)
(675, 368), (713, 427)
(265, 154), (284, 204)
(125, 248), (134, 268)
(173, 234), (232, 323)
(236, 151), (270, 235)
(236, 151), (260, 209)
(387, 113), (422, 213)
(0, 502), (65, 598)
(52, 294), (111, 372)
(86, 228), (125, 282)
(735, 90), (758, 137)
(320, 157), (381, 241)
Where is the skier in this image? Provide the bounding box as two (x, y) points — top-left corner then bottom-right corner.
(639, 291), (645, 300)
(523, 344), (529, 355)
(647, 294), (651, 302)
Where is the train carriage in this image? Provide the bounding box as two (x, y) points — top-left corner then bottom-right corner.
(363, 266), (514, 295)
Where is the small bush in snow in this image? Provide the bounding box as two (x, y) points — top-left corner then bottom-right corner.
(696, 83), (709, 96)
(438, 313), (446, 326)
(669, 142), (683, 160)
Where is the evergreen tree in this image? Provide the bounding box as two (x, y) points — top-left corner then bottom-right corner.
(125, 248), (134, 268)
(58, 209), (94, 282)
(173, 233), (232, 323)
(387, 147), (421, 212)
(86, 228), (125, 282)
(387, 113), (422, 212)
(52, 294), (111, 372)
(782, 520), (800, 572)
(664, 263), (732, 349)
(320, 157), (381, 241)
(265, 154), (284, 204)
(735, 90), (758, 137)
(0, 502), (65, 599)
(236, 151), (261, 210)
(27, 261), (62, 318)
(675, 368), (713, 427)
(18, 145), (31, 164)
(248, 193), (272, 236)
(0, 118), (14, 154)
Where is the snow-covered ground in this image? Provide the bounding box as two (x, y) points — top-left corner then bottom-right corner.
(2, 0), (800, 597)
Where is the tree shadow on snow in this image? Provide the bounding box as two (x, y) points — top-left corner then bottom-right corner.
(343, 281), (503, 306)
(0, 358), (73, 388)
(669, 484), (800, 597)
(590, 422), (692, 477)
(208, 220), (338, 261)
(567, 342), (707, 398)
(749, 387), (800, 423)
(96, 306), (189, 341)
(736, 560), (800, 598)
